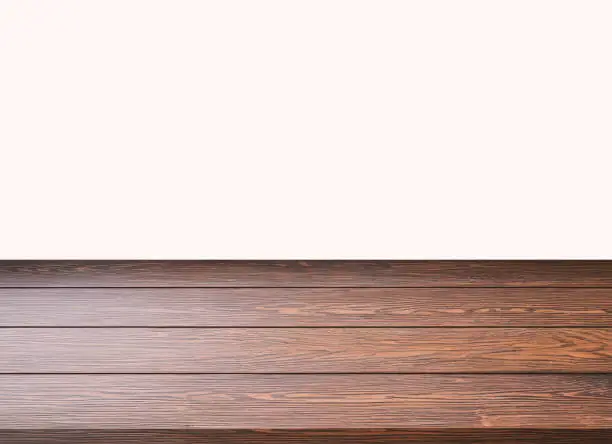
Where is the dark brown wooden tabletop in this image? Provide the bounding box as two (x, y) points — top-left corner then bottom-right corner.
(1, 261), (610, 443)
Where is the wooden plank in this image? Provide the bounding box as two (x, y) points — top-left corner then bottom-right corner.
(2, 261), (612, 287)
(1, 429), (611, 444)
(2, 328), (610, 373)
(0, 375), (609, 428)
(1, 288), (610, 326)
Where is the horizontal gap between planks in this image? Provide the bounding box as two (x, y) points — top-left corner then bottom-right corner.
(3, 286), (612, 289)
(1, 325), (610, 328)
(3, 372), (612, 375)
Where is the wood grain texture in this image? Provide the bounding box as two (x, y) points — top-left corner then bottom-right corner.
(2, 429), (611, 444)
(3, 261), (612, 287)
(2, 261), (611, 434)
(2, 288), (610, 326)
(1, 375), (609, 428)
(1, 328), (610, 373)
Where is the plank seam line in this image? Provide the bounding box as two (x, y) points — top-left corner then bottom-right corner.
(2, 372), (611, 376)
(3, 286), (612, 289)
(1, 326), (610, 329)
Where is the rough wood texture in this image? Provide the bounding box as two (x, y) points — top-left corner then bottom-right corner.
(2, 328), (610, 373)
(1, 288), (610, 327)
(2, 261), (611, 437)
(1, 429), (611, 444)
(1, 375), (609, 429)
(2, 261), (612, 287)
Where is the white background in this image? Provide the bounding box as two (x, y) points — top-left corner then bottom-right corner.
(1, 1), (610, 259)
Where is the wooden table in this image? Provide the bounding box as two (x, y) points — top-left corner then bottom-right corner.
(1, 261), (610, 442)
